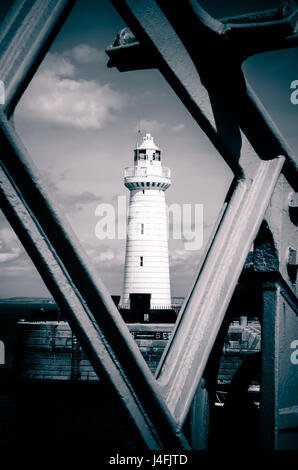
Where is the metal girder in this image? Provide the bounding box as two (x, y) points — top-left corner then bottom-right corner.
(156, 158), (284, 425)
(108, 0), (298, 429)
(108, 0), (298, 186)
(261, 280), (298, 449)
(0, 0), (297, 450)
(0, 0), (189, 449)
(0, 0), (76, 117)
(254, 171), (298, 449)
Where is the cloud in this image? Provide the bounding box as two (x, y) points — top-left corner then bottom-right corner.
(94, 250), (115, 262)
(0, 211), (7, 228)
(17, 52), (127, 129)
(0, 248), (21, 264)
(135, 119), (166, 135)
(0, 228), (22, 264)
(171, 123), (185, 133)
(170, 249), (189, 263)
(169, 249), (200, 268)
(84, 243), (124, 266)
(38, 171), (103, 214)
(42, 53), (75, 77)
(64, 44), (104, 63)
(57, 190), (102, 213)
(134, 121), (185, 136)
(0, 222), (48, 299)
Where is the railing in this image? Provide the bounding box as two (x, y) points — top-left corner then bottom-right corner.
(125, 167), (146, 177)
(124, 166), (171, 178)
(162, 167), (171, 178)
(119, 304), (179, 311)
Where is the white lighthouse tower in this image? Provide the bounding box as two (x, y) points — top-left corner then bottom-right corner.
(120, 133), (172, 310)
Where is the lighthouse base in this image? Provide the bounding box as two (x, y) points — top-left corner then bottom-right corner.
(119, 307), (177, 324)
(118, 293), (177, 323)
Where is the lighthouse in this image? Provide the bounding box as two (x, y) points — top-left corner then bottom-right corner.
(120, 133), (172, 311)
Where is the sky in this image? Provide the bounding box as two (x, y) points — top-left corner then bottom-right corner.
(0, 0), (297, 299)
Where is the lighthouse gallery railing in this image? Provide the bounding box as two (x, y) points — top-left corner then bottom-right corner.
(124, 166), (171, 178)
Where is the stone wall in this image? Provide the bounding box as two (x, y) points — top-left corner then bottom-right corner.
(218, 323), (261, 385)
(15, 321), (174, 381)
(15, 320), (260, 384)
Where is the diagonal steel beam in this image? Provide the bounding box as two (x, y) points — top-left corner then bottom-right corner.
(0, 0), (189, 449)
(0, 0), (296, 447)
(108, 0), (297, 185)
(0, 0), (76, 117)
(109, 0), (296, 426)
(156, 157), (284, 425)
(155, 0), (298, 185)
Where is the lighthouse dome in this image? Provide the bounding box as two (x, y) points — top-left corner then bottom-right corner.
(137, 133), (160, 151)
(134, 133), (161, 163)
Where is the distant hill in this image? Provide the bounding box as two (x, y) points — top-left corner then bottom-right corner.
(0, 298), (60, 338)
(0, 297), (55, 304)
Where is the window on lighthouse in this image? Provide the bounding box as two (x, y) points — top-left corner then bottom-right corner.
(138, 150), (146, 160)
(141, 224), (144, 234)
(140, 256), (143, 267)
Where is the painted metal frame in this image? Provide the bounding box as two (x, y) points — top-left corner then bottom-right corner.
(0, 0), (189, 450)
(261, 280), (298, 449)
(0, 0), (297, 449)
(108, 0), (298, 442)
